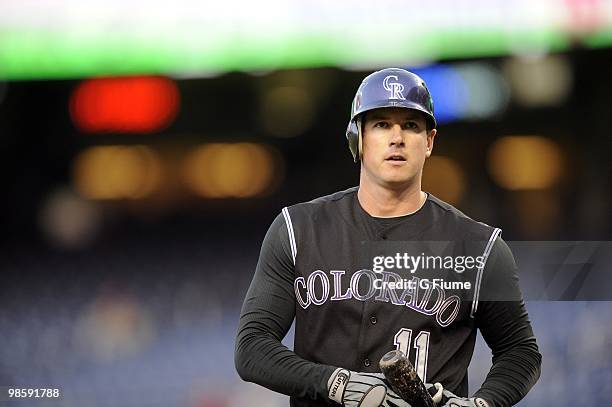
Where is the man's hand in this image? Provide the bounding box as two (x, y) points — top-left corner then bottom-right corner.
(327, 368), (412, 407)
(436, 386), (490, 407)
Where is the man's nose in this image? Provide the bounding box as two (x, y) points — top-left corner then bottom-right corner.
(389, 125), (404, 145)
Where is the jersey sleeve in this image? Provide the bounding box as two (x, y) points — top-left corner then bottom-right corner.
(473, 237), (542, 406)
(234, 212), (336, 402)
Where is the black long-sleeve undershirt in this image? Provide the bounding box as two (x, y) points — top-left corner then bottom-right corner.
(472, 237), (542, 406)
(235, 214), (335, 402)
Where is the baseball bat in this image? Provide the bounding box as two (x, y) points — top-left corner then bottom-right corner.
(379, 350), (435, 407)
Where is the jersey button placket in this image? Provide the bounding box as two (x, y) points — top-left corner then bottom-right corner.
(370, 316), (377, 324)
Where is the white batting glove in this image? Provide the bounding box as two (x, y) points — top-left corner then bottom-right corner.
(441, 398), (489, 407)
(327, 368), (412, 407)
(437, 386), (490, 407)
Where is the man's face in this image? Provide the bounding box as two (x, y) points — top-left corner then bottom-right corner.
(360, 107), (436, 189)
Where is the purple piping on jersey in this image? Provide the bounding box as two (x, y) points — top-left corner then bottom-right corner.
(470, 227), (502, 317)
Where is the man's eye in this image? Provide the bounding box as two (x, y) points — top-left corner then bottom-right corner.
(374, 121), (389, 128)
(404, 121), (418, 129)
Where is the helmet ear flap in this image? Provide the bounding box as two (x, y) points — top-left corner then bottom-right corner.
(356, 117), (363, 162)
(346, 116), (361, 163)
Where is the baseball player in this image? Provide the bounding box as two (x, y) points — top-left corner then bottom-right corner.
(235, 68), (541, 407)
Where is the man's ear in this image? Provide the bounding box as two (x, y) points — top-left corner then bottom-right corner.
(425, 128), (437, 158)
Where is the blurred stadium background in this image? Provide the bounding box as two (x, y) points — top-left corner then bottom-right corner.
(1, 1), (612, 406)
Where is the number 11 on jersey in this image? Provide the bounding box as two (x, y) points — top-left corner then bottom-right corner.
(393, 328), (431, 381)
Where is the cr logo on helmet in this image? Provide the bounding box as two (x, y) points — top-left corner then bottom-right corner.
(382, 75), (406, 100)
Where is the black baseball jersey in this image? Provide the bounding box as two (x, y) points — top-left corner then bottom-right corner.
(235, 187), (541, 407)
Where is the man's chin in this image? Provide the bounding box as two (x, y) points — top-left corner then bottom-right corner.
(380, 176), (415, 189)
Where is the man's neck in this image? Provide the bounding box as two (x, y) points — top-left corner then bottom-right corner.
(357, 180), (426, 218)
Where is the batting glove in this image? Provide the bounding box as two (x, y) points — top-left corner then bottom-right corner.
(327, 368), (411, 407)
(437, 387), (490, 407)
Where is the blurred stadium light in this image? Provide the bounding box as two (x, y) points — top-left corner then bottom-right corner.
(503, 55), (573, 107)
(410, 65), (468, 124)
(72, 142), (283, 202)
(487, 136), (564, 190)
(454, 63), (511, 119)
(422, 156), (467, 205)
(257, 68), (335, 137)
(39, 187), (102, 249)
(259, 85), (315, 138)
(181, 143), (282, 198)
(70, 76), (179, 134)
(73, 145), (163, 199)
(411, 63), (510, 124)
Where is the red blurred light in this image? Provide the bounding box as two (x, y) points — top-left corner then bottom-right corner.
(70, 76), (179, 134)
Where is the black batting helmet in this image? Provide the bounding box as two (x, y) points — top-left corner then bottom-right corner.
(346, 68), (436, 162)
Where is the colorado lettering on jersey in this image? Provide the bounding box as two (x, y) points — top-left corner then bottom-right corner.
(294, 269), (461, 327)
